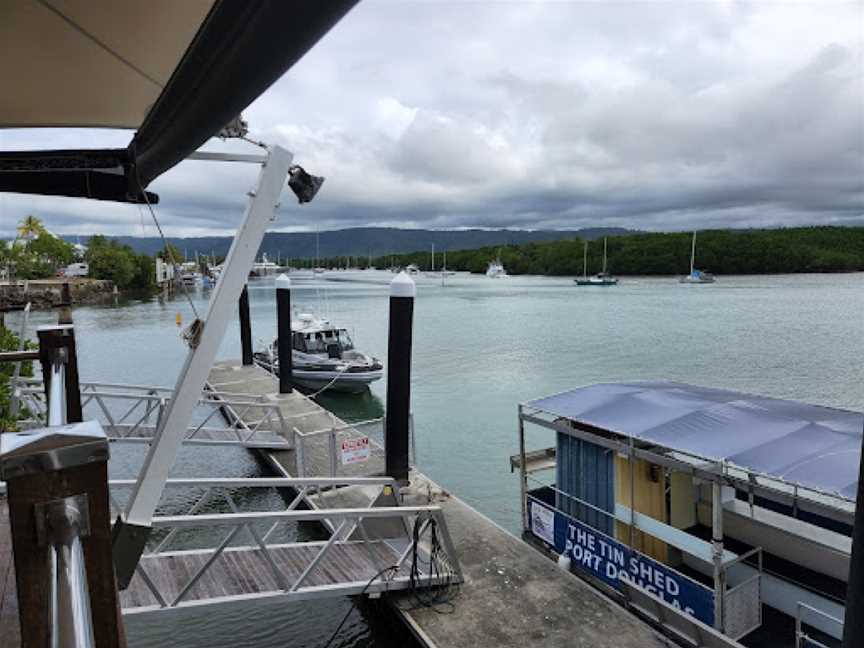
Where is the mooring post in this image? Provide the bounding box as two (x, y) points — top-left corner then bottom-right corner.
(712, 479), (725, 632)
(239, 284), (253, 366)
(58, 281), (73, 325)
(843, 428), (864, 646)
(275, 274), (293, 393)
(385, 271), (415, 484)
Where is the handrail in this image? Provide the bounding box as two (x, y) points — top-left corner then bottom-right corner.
(110, 476), (396, 488)
(48, 355), (66, 426)
(152, 505), (444, 529)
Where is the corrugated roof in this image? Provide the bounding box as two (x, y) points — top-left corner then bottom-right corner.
(526, 381), (863, 499)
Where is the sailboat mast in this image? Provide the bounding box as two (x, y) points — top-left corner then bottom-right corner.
(583, 241), (588, 278)
(690, 231), (696, 275)
(602, 237), (608, 274)
(431, 243), (435, 272)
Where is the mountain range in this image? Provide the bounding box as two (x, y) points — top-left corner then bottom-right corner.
(63, 227), (633, 259)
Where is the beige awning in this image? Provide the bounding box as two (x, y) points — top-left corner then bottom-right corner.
(0, 0), (214, 129)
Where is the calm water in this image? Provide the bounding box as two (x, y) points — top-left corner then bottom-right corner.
(11, 271), (864, 647)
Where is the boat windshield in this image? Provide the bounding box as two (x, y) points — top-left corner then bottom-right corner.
(337, 329), (354, 350)
(301, 328), (354, 353)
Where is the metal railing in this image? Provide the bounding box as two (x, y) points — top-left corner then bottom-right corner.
(109, 476), (462, 612)
(293, 415), (415, 478)
(16, 380), (293, 450)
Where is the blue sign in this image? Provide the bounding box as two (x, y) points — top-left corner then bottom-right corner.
(529, 497), (715, 627)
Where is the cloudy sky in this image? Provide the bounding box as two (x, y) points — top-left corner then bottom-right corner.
(1, 0), (862, 237)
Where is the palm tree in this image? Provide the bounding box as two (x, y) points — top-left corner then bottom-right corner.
(16, 215), (45, 242)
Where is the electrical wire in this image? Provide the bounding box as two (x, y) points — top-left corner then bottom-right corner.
(320, 565), (399, 648)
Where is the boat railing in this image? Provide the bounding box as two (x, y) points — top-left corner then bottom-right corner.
(292, 415), (416, 478)
(795, 602), (843, 648)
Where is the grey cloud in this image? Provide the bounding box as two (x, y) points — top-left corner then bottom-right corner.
(1, 1), (861, 237)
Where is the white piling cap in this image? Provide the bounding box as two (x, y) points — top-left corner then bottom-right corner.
(275, 273), (291, 290)
(390, 271), (416, 298)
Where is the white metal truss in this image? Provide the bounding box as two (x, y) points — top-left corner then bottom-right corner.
(124, 146), (293, 527)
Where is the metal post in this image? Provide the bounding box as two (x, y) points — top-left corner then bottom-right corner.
(117, 147), (293, 586)
(384, 272), (415, 484)
(843, 421), (864, 647)
(712, 479), (725, 632)
(275, 274), (292, 393)
(518, 405), (528, 532)
(239, 285), (253, 366)
(37, 325), (83, 425)
(1, 420), (121, 648)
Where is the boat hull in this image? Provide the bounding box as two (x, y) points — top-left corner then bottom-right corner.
(574, 279), (618, 286)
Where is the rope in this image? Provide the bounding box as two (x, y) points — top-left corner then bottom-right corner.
(135, 169), (201, 326)
(320, 565), (399, 648)
(307, 364), (350, 399)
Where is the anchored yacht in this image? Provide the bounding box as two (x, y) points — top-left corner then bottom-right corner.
(486, 257), (508, 278)
(255, 313), (383, 394)
(680, 232), (716, 283)
(574, 238), (618, 286)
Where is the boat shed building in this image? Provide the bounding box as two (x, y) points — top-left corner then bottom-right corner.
(516, 381), (857, 646)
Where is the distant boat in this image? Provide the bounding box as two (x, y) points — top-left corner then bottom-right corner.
(312, 228), (326, 275)
(405, 263), (420, 275)
(425, 244), (456, 280)
(575, 238), (618, 286)
(486, 252), (508, 278)
(679, 232), (716, 284)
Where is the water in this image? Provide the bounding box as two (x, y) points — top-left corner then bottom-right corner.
(11, 271), (864, 646)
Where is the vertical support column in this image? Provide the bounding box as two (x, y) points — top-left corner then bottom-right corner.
(37, 324), (83, 425)
(712, 479), (725, 632)
(385, 271), (415, 484)
(275, 274), (292, 393)
(239, 285), (253, 366)
(843, 424), (864, 647)
(1, 420), (122, 648)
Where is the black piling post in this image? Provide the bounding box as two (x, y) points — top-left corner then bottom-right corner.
(239, 284), (253, 366)
(385, 271), (415, 484)
(276, 274), (293, 393)
(843, 430), (864, 646)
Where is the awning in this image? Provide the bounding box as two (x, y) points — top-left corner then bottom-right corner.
(0, 0), (357, 202)
(525, 381), (863, 500)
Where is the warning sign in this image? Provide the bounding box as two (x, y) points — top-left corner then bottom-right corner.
(340, 437), (370, 465)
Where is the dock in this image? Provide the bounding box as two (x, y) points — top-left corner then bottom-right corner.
(213, 360), (671, 648)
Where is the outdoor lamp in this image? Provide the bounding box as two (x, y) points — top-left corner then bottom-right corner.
(288, 165), (325, 203)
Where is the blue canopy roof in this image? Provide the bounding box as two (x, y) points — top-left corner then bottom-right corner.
(525, 381), (863, 500)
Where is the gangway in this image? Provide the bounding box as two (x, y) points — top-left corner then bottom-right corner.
(108, 477), (463, 616)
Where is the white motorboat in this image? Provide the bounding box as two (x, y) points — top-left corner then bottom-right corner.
(254, 313), (383, 394)
(679, 231), (716, 283)
(486, 254), (508, 278)
(575, 238), (618, 286)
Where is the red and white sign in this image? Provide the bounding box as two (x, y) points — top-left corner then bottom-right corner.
(340, 436), (370, 465)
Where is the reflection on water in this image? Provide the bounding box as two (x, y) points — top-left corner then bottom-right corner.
(10, 270), (864, 647)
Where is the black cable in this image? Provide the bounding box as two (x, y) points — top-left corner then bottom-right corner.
(320, 564), (399, 648)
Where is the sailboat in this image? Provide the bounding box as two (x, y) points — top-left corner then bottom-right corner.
(574, 237), (618, 286)
(312, 229), (325, 275)
(679, 231), (715, 284)
(486, 249), (508, 278)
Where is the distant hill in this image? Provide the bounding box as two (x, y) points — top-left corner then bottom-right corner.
(62, 227), (632, 260)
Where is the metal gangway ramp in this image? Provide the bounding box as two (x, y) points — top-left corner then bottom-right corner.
(109, 477), (462, 616)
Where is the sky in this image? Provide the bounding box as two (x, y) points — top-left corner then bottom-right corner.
(1, 0), (862, 238)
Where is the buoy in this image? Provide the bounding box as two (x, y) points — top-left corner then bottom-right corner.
(557, 552), (572, 571)
(175, 312), (182, 327)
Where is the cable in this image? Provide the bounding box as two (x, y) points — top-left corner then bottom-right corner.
(134, 168), (201, 324)
(320, 564), (399, 648)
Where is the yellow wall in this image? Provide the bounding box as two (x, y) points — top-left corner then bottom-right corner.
(615, 455), (668, 562)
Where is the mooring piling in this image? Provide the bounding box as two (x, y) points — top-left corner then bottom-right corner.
(275, 274), (293, 394)
(239, 284), (253, 366)
(385, 271), (415, 484)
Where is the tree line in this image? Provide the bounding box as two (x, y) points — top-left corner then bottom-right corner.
(355, 227), (864, 276)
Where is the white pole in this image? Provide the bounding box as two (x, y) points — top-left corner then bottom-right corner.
(691, 231), (697, 275)
(124, 146), (293, 528)
(712, 479), (725, 631)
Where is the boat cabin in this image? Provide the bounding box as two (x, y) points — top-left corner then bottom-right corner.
(515, 381), (855, 647)
(291, 314), (355, 358)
